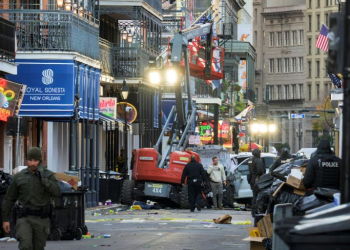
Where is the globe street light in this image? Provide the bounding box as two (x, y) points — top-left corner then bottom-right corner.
(218, 117), (224, 146)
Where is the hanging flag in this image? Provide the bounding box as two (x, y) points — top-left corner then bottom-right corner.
(328, 73), (342, 88)
(315, 24), (329, 52)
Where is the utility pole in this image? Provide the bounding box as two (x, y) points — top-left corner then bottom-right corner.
(341, 0), (350, 204)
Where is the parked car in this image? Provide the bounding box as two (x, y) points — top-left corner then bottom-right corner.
(295, 148), (317, 159)
(229, 153), (277, 202)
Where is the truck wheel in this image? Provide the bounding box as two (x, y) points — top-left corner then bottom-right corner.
(180, 185), (190, 209)
(121, 179), (134, 206)
(49, 228), (62, 241)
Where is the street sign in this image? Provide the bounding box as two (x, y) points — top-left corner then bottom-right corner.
(291, 114), (305, 119)
(241, 117), (247, 122)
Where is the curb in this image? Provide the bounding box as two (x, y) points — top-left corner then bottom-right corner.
(85, 205), (128, 216)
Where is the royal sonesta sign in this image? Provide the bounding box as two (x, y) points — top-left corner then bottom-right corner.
(0, 78), (25, 121)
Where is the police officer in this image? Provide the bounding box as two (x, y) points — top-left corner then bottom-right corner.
(248, 148), (265, 215)
(270, 147), (292, 173)
(248, 149), (265, 190)
(2, 147), (60, 250)
(303, 139), (341, 190)
(181, 155), (208, 212)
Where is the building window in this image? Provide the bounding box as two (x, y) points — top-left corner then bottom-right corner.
(255, 9), (257, 23)
(269, 85), (274, 100)
(292, 84), (296, 99)
(284, 58), (289, 73)
(317, 47), (320, 54)
(292, 57), (297, 72)
(254, 31), (257, 46)
(277, 59), (282, 73)
(326, 13), (329, 27)
(316, 61), (320, 77)
(317, 15), (320, 30)
(308, 85), (312, 100)
(317, 84), (320, 100)
(284, 85), (289, 99)
(318, 0), (320, 7)
(308, 61), (312, 77)
(269, 59), (274, 73)
(309, 0), (312, 8)
(284, 31), (290, 46)
(299, 30), (303, 44)
(277, 32), (282, 46)
(256, 88), (259, 102)
(299, 57), (303, 72)
(299, 84), (304, 99)
(325, 83), (329, 98)
(269, 32), (274, 47)
(326, 0), (328, 6)
(277, 85), (281, 99)
(308, 38), (312, 54)
(292, 31), (297, 45)
(309, 15), (312, 31)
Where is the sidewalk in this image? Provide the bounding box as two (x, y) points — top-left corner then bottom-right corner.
(84, 204), (128, 216)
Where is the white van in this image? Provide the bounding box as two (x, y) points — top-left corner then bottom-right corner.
(296, 148), (317, 159)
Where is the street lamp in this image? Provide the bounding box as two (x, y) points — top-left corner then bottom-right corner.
(127, 30), (133, 43)
(122, 27), (128, 40)
(57, 0), (63, 8)
(121, 79), (129, 180)
(218, 116), (223, 146)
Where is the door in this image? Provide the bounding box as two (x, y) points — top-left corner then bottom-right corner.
(4, 136), (13, 174)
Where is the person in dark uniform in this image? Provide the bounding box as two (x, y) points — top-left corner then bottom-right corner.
(181, 155), (208, 212)
(2, 147), (60, 250)
(247, 148), (265, 213)
(270, 147), (292, 173)
(303, 139), (341, 190)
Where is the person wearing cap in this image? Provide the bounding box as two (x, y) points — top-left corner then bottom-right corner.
(2, 147), (60, 250)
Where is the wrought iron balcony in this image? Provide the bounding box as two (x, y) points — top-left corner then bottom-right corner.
(145, 0), (162, 14)
(99, 38), (155, 78)
(0, 17), (15, 62)
(0, 5), (99, 60)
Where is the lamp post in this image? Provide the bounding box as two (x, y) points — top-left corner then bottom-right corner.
(296, 122), (303, 150)
(218, 116), (224, 146)
(121, 79), (129, 180)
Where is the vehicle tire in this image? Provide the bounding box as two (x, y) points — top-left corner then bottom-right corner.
(223, 184), (235, 208)
(49, 228), (62, 241)
(75, 228), (83, 240)
(121, 179), (135, 206)
(180, 185), (190, 209)
(82, 225), (88, 235)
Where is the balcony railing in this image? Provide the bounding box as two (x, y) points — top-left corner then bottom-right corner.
(0, 5), (99, 60)
(0, 17), (15, 62)
(218, 23), (236, 37)
(269, 92), (305, 103)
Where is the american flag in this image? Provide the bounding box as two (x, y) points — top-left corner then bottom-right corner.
(316, 24), (329, 51)
(328, 73), (342, 88)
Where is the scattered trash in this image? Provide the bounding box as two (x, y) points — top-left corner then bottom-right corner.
(147, 212), (159, 215)
(231, 220), (252, 225)
(98, 236), (101, 239)
(99, 202), (102, 206)
(91, 245), (98, 247)
(93, 213), (101, 216)
(91, 235), (95, 238)
(0, 237), (16, 242)
(105, 199), (112, 206)
(103, 234), (111, 238)
(159, 223), (167, 225)
(104, 224), (112, 226)
(143, 246), (151, 248)
(132, 205), (142, 210)
(203, 224), (218, 228)
(109, 210), (114, 213)
(213, 214), (232, 224)
(156, 233), (163, 236)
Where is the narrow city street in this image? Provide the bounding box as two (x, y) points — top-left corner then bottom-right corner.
(0, 209), (252, 250)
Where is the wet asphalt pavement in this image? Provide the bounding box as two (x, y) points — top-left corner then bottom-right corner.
(0, 208), (253, 250)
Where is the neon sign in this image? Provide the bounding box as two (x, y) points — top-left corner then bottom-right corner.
(0, 78), (24, 122)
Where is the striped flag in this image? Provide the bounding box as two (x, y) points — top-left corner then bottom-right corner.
(328, 73), (342, 88)
(316, 24), (329, 51)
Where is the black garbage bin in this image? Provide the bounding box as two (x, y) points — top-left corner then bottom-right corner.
(49, 189), (88, 241)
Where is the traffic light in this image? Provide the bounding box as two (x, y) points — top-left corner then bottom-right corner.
(327, 13), (344, 75)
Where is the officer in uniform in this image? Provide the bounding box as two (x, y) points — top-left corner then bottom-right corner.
(270, 147), (292, 173)
(181, 155), (208, 212)
(247, 148), (265, 214)
(303, 139), (341, 190)
(2, 147), (60, 250)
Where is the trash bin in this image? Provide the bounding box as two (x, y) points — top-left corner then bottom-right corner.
(99, 171), (122, 204)
(49, 188), (88, 241)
